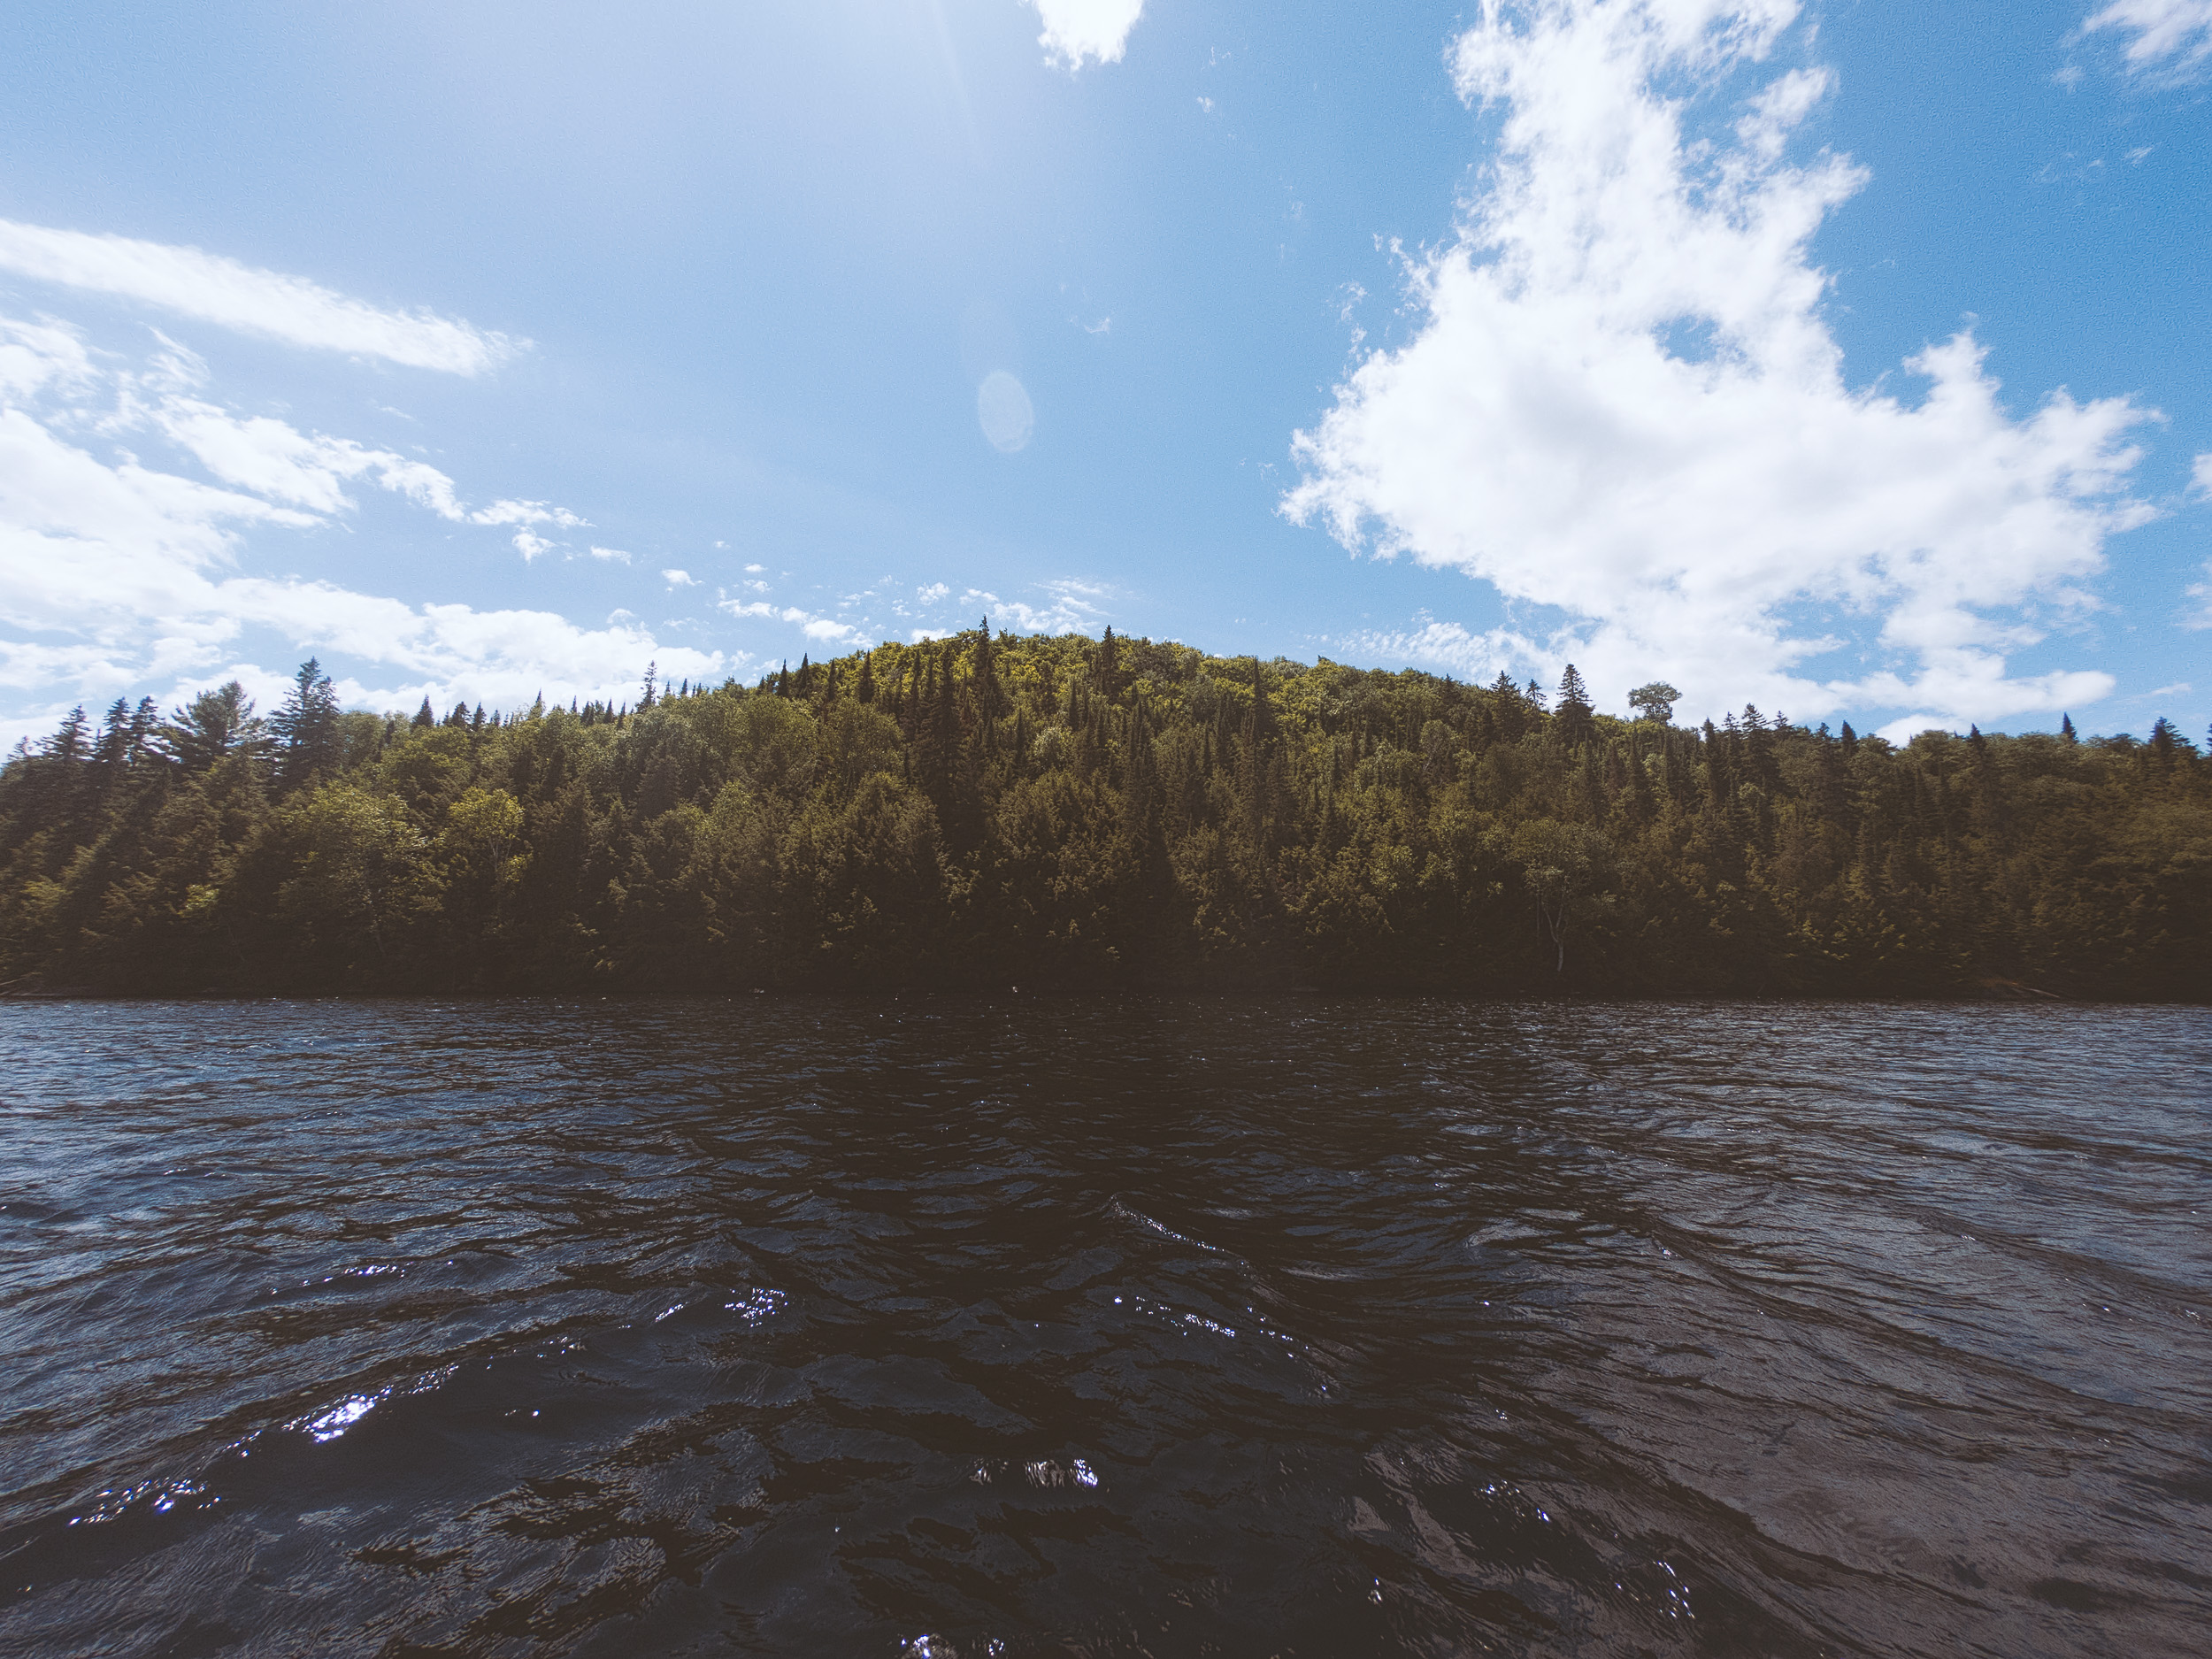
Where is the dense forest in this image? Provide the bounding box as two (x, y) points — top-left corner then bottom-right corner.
(2, 626), (2207, 998)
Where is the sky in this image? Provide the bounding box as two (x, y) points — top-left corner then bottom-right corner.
(0, 0), (2206, 747)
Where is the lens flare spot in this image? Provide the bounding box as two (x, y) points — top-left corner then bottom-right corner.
(978, 371), (1035, 454)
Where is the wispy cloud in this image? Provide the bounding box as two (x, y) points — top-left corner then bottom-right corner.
(718, 600), (856, 642)
(0, 219), (517, 375)
(1286, 0), (2148, 735)
(1030, 0), (1144, 70)
(1333, 618), (1532, 684)
(0, 311), (697, 741)
(961, 580), (1110, 635)
(2186, 568), (2212, 631)
(2080, 0), (2212, 80)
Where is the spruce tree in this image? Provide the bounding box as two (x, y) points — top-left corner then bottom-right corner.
(973, 618), (1006, 721)
(1555, 664), (1596, 749)
(39, 706), (88, 762)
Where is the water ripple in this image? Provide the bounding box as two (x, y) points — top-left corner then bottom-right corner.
(0, 996), (2206, 1656)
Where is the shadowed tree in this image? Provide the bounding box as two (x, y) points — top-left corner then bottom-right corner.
(159, 683), (268, 773)
(1555, 664), (1596, 749)
(1511, 818), (1615, 975)
(270, 659), (342, 791)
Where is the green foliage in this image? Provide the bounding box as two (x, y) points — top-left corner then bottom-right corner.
(2, 631), (2206, 998)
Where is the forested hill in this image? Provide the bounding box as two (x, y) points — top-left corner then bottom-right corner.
(3, 626), (2207, 999)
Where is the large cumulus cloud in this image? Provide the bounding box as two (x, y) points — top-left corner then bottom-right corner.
(1287, 0), (2154, 736)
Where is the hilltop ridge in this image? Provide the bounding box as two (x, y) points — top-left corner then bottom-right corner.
(4, 627), (2207, 998)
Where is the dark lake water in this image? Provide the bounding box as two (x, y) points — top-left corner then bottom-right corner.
(0, 998), (2206, 1658)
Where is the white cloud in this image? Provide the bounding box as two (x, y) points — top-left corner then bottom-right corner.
(1335, 618), (1530, 683)
(916, 581), (950, 603)
(1029, 0), (1144, 69)
(0, 313), (709, 743)
(2187, 565), (2212, 631)
(145, 396), (466, 518)
(588, 545), (634, 564)
(2081, 0), (2212, 79)
(744, 562), (764, 573)
(474, 498), (585, 531)
(2194, 453), (2212, 496)
(960, 580), (1110, 634)
(1284, 0), (2151, 732)
(0, 219), (516, 375)
(718, 600), (857, 642)
(663, 568), (697, 588)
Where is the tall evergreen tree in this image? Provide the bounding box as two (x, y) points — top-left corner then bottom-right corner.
(269, 660), (342, 790)
(1555, 664), (1596, 749)
(160, 683), (266, 772)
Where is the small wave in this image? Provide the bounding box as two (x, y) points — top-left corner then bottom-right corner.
(1107, 1197), (1223, 1253)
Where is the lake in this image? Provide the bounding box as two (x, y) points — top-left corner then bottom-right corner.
(0, 998), (2206, 1656)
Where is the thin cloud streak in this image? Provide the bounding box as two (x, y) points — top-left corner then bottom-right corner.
(2080, 0), (2212, 79)
(0, 219), (517, 375)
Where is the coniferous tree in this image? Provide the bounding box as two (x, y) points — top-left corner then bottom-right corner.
(270, 660), (342, 791)
(160, 683), (267, 772)
(1555, 664), (1597, 749)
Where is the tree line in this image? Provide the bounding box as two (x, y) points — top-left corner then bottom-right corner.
(2, 626), (2206, 998)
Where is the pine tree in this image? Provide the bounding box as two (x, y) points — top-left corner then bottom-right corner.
(39, 706), (88, 762)
(1555, 664), (1596, 749)
(973, 618), (1007, 726)
(2060, 713), (2077, 743)
(160, 683), (266, 772)
(856, 652), (876, 705)
(412, 696), (436, 728)
(93, 698), (134, 771)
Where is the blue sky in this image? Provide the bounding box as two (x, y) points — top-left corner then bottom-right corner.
(0, 0), (2205, 745)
